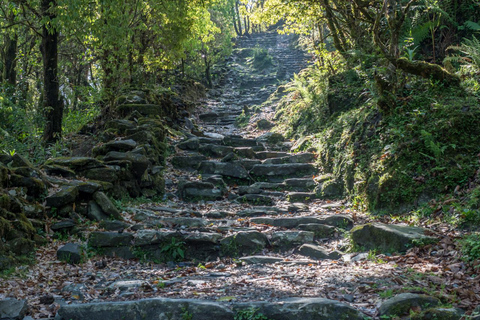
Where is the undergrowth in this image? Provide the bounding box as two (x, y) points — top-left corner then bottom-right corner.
(0, 85), (100, 164)
(273, 60), (480, 215)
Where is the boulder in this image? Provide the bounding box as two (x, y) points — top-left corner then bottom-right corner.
(46, 186), (79, 208)
(92, 192), (122, 220)
(316, 179), (344, 198)
(351, 223), (437, 253)
(57, 243), (84, 264)
(378, 293), (440, 317)
(87, 201), (109, 221)
(412, 307), (464, 320)
(221, 231), (268, 255)
(270, 231), (315, 250)
(0, 299), (28, 320)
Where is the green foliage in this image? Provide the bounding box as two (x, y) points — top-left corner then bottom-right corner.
(234, 308), (271, 320)
(181, 306), (193, 320)
(251, 47), (273, 71)
(160, 238), (186, 262)
(459, 233), (480, 264)
(445, 35), (480, 74)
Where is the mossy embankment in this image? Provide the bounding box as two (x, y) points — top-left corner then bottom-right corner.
(273, 66), (480, 214)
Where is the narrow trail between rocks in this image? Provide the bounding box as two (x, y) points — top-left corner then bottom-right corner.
(2, 31), (478, 320)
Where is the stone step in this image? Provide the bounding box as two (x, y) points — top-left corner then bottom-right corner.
(249, 163), (316, 182)
(287, 192), (316, 203)
(263, 153), (315, 164)
(250, 215), (354, 230)
(56, 297), (365, 320)
(255, 151), (289, 160)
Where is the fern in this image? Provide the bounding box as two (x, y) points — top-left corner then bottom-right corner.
(445, 35), (480, 71)
(463, 20), (480, 31)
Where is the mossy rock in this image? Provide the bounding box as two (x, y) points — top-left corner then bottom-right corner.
(117, 104), (163, 117)
(411, 307), (464, 320)
(45, 157), (104, 171)
(351, 223), (437, 253)
(316, 179), (344, 199)
(379, 293), (440, 317)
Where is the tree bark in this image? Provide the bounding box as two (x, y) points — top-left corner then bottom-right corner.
(41, 0), (62, 143)
(3, 33), (17, 87)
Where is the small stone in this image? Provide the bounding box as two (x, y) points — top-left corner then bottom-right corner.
(39, 294), (55, 305)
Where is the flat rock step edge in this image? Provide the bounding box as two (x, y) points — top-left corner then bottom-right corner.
(56, 297), (365, 320)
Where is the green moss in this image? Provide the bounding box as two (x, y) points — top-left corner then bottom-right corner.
(275, 65), (480, 213)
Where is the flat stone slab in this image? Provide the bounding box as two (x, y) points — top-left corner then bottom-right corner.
(250, 217), (323, 228)
(298, 244), (342, 260)
(250, 163), (316, 178)
(88, 232), (134, 247)
(57, 297), (364, 320)
(270, 231), (315, 250)
(240, 256), (283, 264)
(287, 192), (316, 203)
(351, 223), (437, 253)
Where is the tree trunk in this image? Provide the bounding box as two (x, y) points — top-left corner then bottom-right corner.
(41, 0), (62, 143)
(235, 1), (242, 36)
(3, 33), (17, 87)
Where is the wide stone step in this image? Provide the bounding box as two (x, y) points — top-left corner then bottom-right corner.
(199, 161), (250, 180)
(249, 163), (316, 182)
(255, 151), (289, 160)
(223, 136), (260, 147)
(263, 153), (315, 164)
(250, 215), (354, 229)
(56, 297), (365, 320)
(284, 178), (316, 191)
